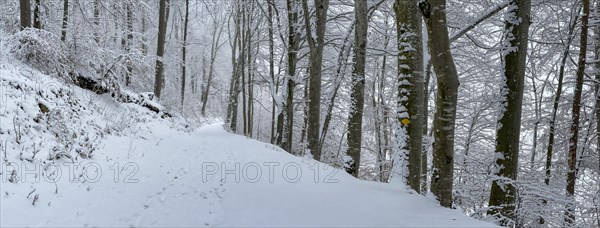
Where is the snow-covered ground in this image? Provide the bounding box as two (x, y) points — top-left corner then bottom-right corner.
(0, 30), (494, 227)
(2, 122), (495, 227)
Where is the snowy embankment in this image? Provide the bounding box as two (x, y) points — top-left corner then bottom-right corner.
(0, 37), (493, 228)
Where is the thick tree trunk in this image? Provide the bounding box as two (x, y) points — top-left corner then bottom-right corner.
(394, 0), (424, 192)
(344, 0), (368, 177)
(281, 0), (299, 154)
(20, 0), (31, 30)
(420, 0), (459, 208)
(154, 0), (169, 99)
(487, 0), (531, 224)
(565, 0), (589, 225)
(301, 0), (329, 160)
(60, 0), (68, 41)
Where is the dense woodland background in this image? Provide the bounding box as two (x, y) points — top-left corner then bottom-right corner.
(1, 0), (600, 227)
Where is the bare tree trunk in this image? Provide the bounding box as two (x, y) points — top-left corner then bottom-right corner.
(201, 25), (224, 116)
(125, 2), (133, 87)
(566, 0), (589, 225)
(227, 2), (242, 132)
(33, 0), (41, 29)
(20, 0), (31, 30)
(180, 0), (189, 108)
(595, 0), (600, 182)
(420, 0), (459, 208)
(344, 0), (368, 177)
(302, 0), (329, 160)
(93, 0), (100, 44)
(141, 6), (147, 55)
(268, 0), (278, 144)
(241, 3), (248, 135)
(544, 3), (579, 192)
(60, 0), (68, 41)
(487, 0), (531, 224)
(394, 0), (424, 192)
(154, 0), (169, 99)
(422, 60), (432, 193)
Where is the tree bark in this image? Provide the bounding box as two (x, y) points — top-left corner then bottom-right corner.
(60, 0), (68, 41)
(226, 2), (243, 132)
(301, 0), (329, 161)
(394, 0), (424, 192)
(544, 4), (578, 189)
(595, 0), (600, 184)
(125, 2), (133, 87)
(201, 24), (224, 116)
(154, 0), (169, 99)
(420, 0), (459, 208)
(487, 0), (531, 224)
(565, 0), (589, 224)
(344, 0), (368, 177)
(20, 0), (31, 30)
(33, 0), (41, 29)
(180, 0), (190, 108)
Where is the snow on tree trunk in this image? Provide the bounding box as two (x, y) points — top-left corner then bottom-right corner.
(565, 0), (589, 225)
(420, 0), (459, 208)
(487, 0), (531, 225)
(393, 0), (424, 192)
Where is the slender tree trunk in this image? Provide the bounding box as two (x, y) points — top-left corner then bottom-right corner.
(180, 0), (190, 108)
(595, 0), (600, 182)
(420, 0), (459, 208)
(241, 4), (248, 135)
(344, 0), (368, 177)
(20, 0), (32, 30)
(422, 60), (432, 193)
(566, 0), (589, 225)
(268, 0), (278, 145)
(282, 0), (300, 153)
(247, 12), (257, 137)
(33, 0), (41, 29)
(545, 5), (578, 189)
(227, 2), (242, 132)
(394, 0), (424, 192)
(201, 25), (223, 116)
(60, 0), (68, 41)
(141, 6), (148, 55)
(377, 25), (390, 182)
(125, 3), (133, 87)
(487, 0), (531, 224)
(93, 0), (100, 44)
(154, 0), (169, 99)
(301, 0), (329, 160)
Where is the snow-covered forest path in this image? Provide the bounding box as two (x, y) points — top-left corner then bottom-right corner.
(1, 123), (494, 227)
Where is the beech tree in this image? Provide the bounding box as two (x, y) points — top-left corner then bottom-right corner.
(19, 0), (31, 29)
(565, 0), (589, 224)
(301, 0), (329, 160)
(154, 0), (169, 99)
(344, 0), (367, 177)
(488, 0), (531, 225)
(393, 0), (424, 192)
(420, 0), (459, 208)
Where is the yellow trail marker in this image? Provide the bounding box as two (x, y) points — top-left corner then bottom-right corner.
(401, 118), (411, 125)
